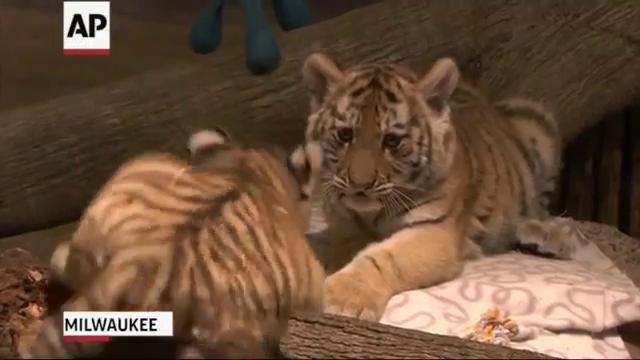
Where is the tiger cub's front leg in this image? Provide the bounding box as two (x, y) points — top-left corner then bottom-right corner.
(324, 220), (464, 321)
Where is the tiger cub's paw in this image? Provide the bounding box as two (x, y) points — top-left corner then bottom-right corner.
(516, 217), (587, 260)
(323, 271), (388, 322)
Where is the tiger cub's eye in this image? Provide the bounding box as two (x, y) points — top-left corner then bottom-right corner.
(383, 133), (403, 149)
(336, 128), (354, 143)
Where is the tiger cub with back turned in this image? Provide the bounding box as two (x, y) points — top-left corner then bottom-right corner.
(300, 52), (584, 321)
(21, 128), (325, 359)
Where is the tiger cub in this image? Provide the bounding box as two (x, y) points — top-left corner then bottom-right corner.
(21, 128), (325, 359)
(300, 52), (580, 321)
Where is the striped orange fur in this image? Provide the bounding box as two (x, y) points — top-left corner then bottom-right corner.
(300, 52), (570, 321)
(21, 129), (325, 359)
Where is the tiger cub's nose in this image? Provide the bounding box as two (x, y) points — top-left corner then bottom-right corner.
(354, 190), (367, 197)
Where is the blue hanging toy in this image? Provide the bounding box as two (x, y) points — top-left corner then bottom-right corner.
(189, 0), (312, 75)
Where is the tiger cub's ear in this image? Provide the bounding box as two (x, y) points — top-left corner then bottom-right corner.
(418, 57), (460, 114)
(188, 127), (232, 157)
(302, 52), (345, 112)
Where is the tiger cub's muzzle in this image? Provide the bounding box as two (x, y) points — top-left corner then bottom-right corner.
(333, 176), (387, 213)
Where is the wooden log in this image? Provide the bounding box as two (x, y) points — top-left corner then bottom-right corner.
(1, 0), (640, 237)
(595, 114), (625, 228)
(0, 247), (552, 359)
(306, 0), (382, 22)
(281, 314), (551, 359)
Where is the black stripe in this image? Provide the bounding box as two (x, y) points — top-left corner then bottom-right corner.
(496, 103), (556, 136)
(512, 156), (529, 216)
(113, 189), (240, 250)
(500, 131), (533, 216)
(221, 211), (258, 314)
(201, 225), (234, 309)
(113, 228), (175, 252)
(351, 85), (368, 98)
(456, 125), (475, 180)
(165, 239), (187, 316)
(108, 213), (155, 235)
(111, 187), (191, 217)
(241, 211), (282, 316)
(194, 189), (241, 222)
(506, 133), (537, 181)
(97, 195), (133, 221)
(229, 203), (270, 316)
(190, 226), (221, 311)
(119, 171), (216, 205)
(385, 251), (405, 283)
(167, 175), (226, 202)
(477, 126), (504, 201)
(364, 255), (383, 274)
(185, 262), (197, 331)
(383, 88), (399, 104)
(425, 121), (433, 165)
(409, 124), (425, 174)
(500, 146), (517, 206)
(266, 221), (293, 314)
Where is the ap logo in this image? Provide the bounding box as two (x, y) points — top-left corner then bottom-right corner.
(63, 1), (110, 55)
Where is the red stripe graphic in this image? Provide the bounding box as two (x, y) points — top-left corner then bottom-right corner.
(63, 336), (111, 342)
(63, 49), (111, 56)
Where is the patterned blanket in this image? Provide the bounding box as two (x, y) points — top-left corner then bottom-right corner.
(308, 206), (640, 358)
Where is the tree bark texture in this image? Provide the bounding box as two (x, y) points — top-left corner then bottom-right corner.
(1, 0), (639, 237)
(282, 314), (552, 359)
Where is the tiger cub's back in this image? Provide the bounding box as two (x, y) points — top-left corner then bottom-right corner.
(22, 129), (325, 359)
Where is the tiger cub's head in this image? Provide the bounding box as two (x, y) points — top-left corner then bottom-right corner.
(188, 128), (323, 228)
(301, 52), (460, 214)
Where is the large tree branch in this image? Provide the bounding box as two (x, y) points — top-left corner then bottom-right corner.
(1, 0), (639, 236)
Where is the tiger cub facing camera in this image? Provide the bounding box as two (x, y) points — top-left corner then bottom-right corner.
(21, 128), (326, 359)
(301, 52), (584, 321)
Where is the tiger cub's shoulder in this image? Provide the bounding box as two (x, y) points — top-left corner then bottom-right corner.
(450, 80), (562, 185)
